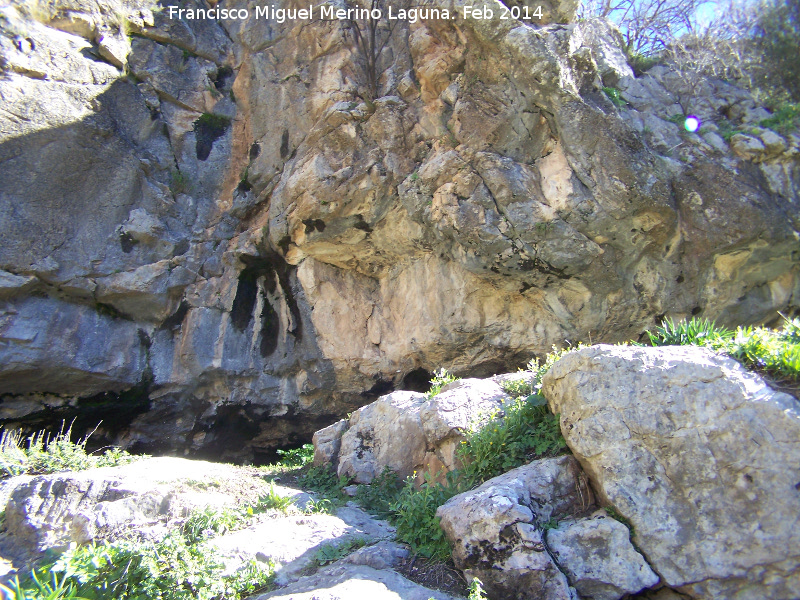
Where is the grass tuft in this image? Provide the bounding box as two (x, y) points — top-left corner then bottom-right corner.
(646, 315), (800, 384)
(0, 422), (138, 479)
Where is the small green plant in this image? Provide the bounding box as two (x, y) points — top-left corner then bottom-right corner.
(169, 170), (189, 195)
(391, 471), (465, 561)
(312, 537), (367, 566)
(354, 468), (404, 520)
(759, 102), (800, 135)
(275, 444), (314, 468)
(182, 505), (241, 543)
(468, 577), (488, 600)
(602, 86), (626, 107)
(250, 483), (294, 514)
(425, 368), (459, 400)
(303, 498), (333, 514)
(0, 422), (137, 478)
(666, 113), (685, 124)
(541, 517), (560, 530)
(647, 317), (731, 348)
(300, 466), (349, 508)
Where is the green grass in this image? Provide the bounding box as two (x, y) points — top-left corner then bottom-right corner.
(2, 533), (274, 600)
(0, 422), (139, 478)
(759, 102), (800, 135)
(312, 537), (367, 566)
(646, 315), (800, 383)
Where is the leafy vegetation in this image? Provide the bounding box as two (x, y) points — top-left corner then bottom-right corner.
(275, 443), (314, 467)
(457, 395), (566, 485)
(2, 533), (274, 600)
(0, 423), (138, 478)
(391, 470), (467, 561)
(758, 101), (800, 134)
(602, 86), (626, 107)
(468, 577), (488, 600)
(425, 368), (459, 399)
(646, 315), (800, 383)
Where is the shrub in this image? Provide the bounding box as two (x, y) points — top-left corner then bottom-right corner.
(457, 395), (567, 485)
(354, 468), (404, 520)
(391, 471), (466, 561)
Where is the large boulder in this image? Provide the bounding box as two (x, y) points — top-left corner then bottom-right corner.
(543, 345), (800, 599)
(315, 379), (511, 484)
(436, 456), (594, 600)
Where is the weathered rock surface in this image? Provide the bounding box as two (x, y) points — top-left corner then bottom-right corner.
(315, 379), (511, 484)
(547, 511), (659, 600)
(251, 562), (459, 600)
(3, 457), (285, 553)
(543, 345), (800, 599)
(212, 504), (397, 585)
(0, 459), (459, 599)
(1, 0), (798, 461)
(436, 456), (594, 599)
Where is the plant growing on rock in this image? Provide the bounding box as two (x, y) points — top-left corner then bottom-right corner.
(646, 315), (800, 387)
(425, 368), (459, 399)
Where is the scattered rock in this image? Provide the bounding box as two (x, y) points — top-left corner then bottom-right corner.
(547, 511), (659, 600)
(250, 563), (460, 600)
(436, 456), (593, 600)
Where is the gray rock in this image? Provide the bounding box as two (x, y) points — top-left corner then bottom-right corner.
(251, 563), (460, 600)
(318, 381), (512, 485)
(210, 504), (396, 586)
(543, 345), (800, 599)
(547, 511), (660, 600)
(436, 456), (593, 600)
(3, 458), (279, 553)
(0, 297), (147, 395)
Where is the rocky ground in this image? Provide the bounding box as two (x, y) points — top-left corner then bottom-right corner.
(2, 344), (799, 599)
(0, 457), (465, 599)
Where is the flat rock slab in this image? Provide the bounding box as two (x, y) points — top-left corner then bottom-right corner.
(249, 563), (460, 600)
(211, 504), (396, 585)
(2, 457), (296, 554)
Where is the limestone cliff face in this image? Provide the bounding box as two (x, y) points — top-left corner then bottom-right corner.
(1, 0), (798, 461)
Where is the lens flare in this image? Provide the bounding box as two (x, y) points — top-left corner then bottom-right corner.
(684, 116), (701, 132)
